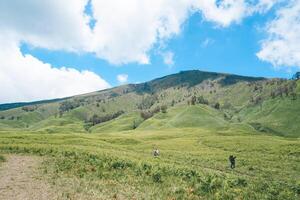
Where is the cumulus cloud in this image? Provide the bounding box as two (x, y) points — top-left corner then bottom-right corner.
(0, 0), (285, 103)
(117, 74), (129, 84)
(0, 36), (110, 103)
(0, 0), (92, 52)
(0, 0), (274, 65)
(257, 0), (300, 69)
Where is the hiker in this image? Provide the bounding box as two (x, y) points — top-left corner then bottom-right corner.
(153, 148), (160, 157)
(229, 155), (236, 169)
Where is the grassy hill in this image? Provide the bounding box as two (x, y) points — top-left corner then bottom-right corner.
(0, 70), (299, 137)
(0, 70), (299, 199)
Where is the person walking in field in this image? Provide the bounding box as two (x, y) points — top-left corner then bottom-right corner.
(229, 155), (236, 169)
(153, 148), (160, 157)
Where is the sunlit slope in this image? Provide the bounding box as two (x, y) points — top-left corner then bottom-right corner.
(138, 105), (228, 130)
(240, 98), (300, 137)
(90, 112), (143, 133)
(0, 70), (299, 137)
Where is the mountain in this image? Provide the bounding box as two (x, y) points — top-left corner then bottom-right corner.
(0, 70), (299, 137)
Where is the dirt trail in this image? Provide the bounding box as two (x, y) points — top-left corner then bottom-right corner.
(0, 155), (58, 200)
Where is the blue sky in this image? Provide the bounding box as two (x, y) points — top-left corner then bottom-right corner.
(20, 6), (295, 88)
(1, 0), (300, 103)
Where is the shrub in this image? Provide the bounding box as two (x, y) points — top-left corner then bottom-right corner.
(152, 172), (163, 183)
(214, 102), (220, 109)
(191, 96), (197, 105)
(161, 105), (167, 113)
(88, 110), (125, 126)
(197, 96), (209, 105)
(59, 101), (80, 113)
(22, 105), (37, 112)
(140, 111), (153, 120)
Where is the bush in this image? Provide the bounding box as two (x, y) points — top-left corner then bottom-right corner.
(0, 155), (5, 162)
(214, 102), (220, 109)
(152, 172), (163, 183)
(59, 100), (80, 113)
(197, 96), (209, 105)
(88, 110), (125, 126)
(161, 105), (167, 113)
(22, 105), (37, 112)
(140, 111), (153, 120)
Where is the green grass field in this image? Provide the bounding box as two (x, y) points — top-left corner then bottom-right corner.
(0, 113), (299, 199)
(0, 71), (299, 199)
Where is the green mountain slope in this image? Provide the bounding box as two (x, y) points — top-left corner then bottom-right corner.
(0, 70), (299, 137)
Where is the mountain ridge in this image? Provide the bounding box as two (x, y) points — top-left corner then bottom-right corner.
(0, 69), (299, 137)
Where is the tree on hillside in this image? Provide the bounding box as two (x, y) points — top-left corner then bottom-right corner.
(171, 100), (175, 107)
(132, 120), (138, 129)
(22, 105), (37, 112)
(197, 96), (209, 105)
(140, 111), (153, 120)
(191, 96), (197, 105)
(214, 102), (220, 110)
(161, 105), (167, 113)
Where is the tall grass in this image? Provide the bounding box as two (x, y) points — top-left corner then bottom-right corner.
(0, 128), (299, 199)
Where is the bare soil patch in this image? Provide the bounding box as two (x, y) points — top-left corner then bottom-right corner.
(0, 154), (58, 200)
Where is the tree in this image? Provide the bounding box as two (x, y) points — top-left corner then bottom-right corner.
(22, 105), (37, 112)
(133, 120), (138, 129)
(171, 100), (175, 107)
(140, 111), (153, 120)
(214, 102), (220, 110)
(197, 96), (209, 105)
(291, 92), (297, 100)
(152, 106), (160, 114)
(191, 96), (197, 105)
(161, 105), (167, 113)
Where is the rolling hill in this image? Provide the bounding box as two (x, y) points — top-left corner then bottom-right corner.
(0, 70), (299, 137)
(0, 70), (299, 199)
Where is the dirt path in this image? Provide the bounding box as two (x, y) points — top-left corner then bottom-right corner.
(0, 154), (58, 200)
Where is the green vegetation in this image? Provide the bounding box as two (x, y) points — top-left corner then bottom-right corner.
(0, 154), (5, 163)
(0, 70), (299, 199)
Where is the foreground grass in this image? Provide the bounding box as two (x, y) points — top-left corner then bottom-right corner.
(0, 128), (299, 199)
(0, 154), (5, 163)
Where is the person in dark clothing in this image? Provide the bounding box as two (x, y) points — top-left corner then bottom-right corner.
(229, 155), (236, 169)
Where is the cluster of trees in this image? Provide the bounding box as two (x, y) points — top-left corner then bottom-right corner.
(87, 110), (125, 126)
(270, 83), (297, 99)
(137, 95), (158, 110)
(250, 96), (263, 105)
(22, 105), (37, 112)
(3, 116), (21, 120)
(187, 95), (221, 110)
(188, 95), (209, 105)
(58, 101), (80, 116)
(140, 105), (168, 120)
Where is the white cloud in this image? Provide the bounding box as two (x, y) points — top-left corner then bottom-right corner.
(0, 0), (275, 65)
(117, 74), (129, 84)
(0, 0), (92, 52)
(0, 36), (110, 103)
(257, 0), (300, 69)
(0, 0), (285, 103)
(161, 51), (174, 67)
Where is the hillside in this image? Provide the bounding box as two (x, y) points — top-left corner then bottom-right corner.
(0, 70), (299, 137)
(0, 70), (300, 199)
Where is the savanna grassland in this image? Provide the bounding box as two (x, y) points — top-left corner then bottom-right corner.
(0, 70), (299, 199)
